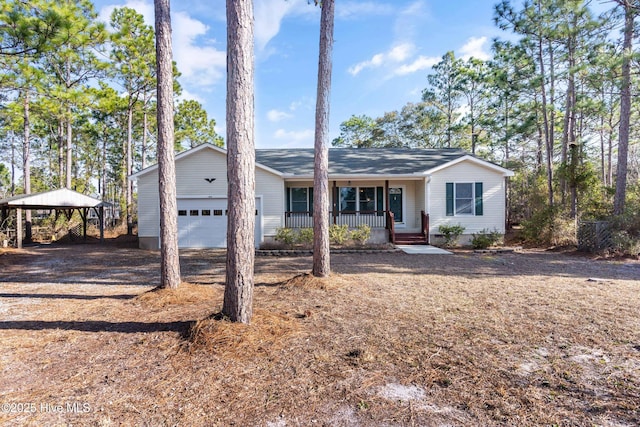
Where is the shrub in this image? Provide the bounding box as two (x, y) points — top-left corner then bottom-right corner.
(608, 212), (640, 257)
(329, 224), (350, 245)
(350, 224), (371, 246)
(521, 207), (577, 247)
(296, 228), (314, 245)
(471, 228), (502, 249)
(438, 224), (465, 248)
(274, 227), (296, 245)
(610, 230), (640, 257)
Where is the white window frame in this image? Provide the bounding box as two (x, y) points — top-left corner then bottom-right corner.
(289, 187), (311, 213)
(339, 186), (379, 213)
(454, 182), (475, 216)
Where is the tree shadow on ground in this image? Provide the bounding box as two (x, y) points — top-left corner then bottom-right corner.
(0, 293), (136, 300)
(0, 320), (193, 334)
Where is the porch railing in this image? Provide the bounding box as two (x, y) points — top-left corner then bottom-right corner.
(421, 210), (430, 244)
(285, 210), (387, 229)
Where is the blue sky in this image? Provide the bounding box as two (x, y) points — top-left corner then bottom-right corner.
(93, 0), (507, 149)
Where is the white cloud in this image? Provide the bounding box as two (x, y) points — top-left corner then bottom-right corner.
(459, 36), (491, 61)
(254, 0), (315, 52)
(98, 1), (226, 89)
(97, 1), (154, 29)
(388, 44), (413, 61)
(394, 0), (429, 42)
(267, 109), (293, 122)
(336, 2), (394, 19)
(172, 11), (226, 87)
(274, 128), (314, 145)
(289, 97), (314, 111)
(394, 55), (440, 75)
(177, 88), (204, 104)
(348, 43), (415, 76)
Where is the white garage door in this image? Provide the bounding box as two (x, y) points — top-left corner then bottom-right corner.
(177, 198), (262, 249)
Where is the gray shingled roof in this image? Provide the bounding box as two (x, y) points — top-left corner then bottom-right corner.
(255, 148), (468, 176)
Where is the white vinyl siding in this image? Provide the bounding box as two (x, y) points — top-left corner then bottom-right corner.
(429, 160), (506, 235)
(136, 168), (160, 239)
(135, 146), (284, 248)
(255, 167), (284, 239)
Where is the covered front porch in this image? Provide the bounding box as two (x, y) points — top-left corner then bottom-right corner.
(283, 178), (430, 244)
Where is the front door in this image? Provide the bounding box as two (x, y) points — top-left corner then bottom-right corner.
(389, 187), (403, 223)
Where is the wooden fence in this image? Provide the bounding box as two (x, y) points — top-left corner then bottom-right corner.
(577, 220), (612, 252)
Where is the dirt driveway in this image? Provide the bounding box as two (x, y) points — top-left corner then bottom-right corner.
(0, 242), (639, 426)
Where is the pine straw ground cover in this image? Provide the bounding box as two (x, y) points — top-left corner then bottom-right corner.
(0, 244), (639, 426)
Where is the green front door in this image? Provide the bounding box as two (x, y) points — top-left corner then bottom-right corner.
(389, 187), (403, 223)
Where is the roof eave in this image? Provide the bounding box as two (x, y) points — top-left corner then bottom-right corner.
(282, 173), (428, 180)
(424, 155), (514, 176)
(130, 143), (284, 180)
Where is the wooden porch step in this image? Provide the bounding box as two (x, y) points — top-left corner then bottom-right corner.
(394, 233), (428, 245)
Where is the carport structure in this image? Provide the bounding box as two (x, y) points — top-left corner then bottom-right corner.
(0, 188), (108, 248)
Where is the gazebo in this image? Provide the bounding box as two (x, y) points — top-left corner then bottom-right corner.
(0, 188), (109, 248)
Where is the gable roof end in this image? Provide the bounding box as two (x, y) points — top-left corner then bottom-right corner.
(423, 154), (514, 177)
(129, 143), (284, 180)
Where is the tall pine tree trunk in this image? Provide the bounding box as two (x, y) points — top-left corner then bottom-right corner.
(66, 115), (72, 189)
(312, 0), (334, 278)
(126, 101), (134, 234)
(223, 0), (255, 323)
(22, 91), (32, 242)
(65, 57), (73, 190)
(599, 111), (606, 184)
(10, 133), (15, 196)
(536, 24), (553, 207)
(613, 0), (634, 215)
(564, 37), (577, 218)
(154, 0), (181, 289)
(57, 121), (64, 188)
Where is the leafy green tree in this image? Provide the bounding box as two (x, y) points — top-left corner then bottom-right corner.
(397, 102), (448, 148)
(332, 114), (377, 148)
(174, 99), (223, 149)
(42, 0), (107, 190)
(581, 42), (620, 188)
(612, 0), (638, 215)
(484, 40), (536, 165)
(0, 0), (63, 57)
(0, 163), (9, 198)
(374, 111), (405, 148)
(110, 6), (156, 233)
(456, 57), (491, 154)
(1, 4), (52, 212)
(83, 84), (125, 203)
(422, 51), (464, 148)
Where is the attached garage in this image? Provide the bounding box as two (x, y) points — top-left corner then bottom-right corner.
(131, 144), (283, 250)
(176, 197), (262, 249)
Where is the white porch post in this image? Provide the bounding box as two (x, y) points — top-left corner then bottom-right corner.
(425, 176), (431, 215)
(16, 207), (22, 249)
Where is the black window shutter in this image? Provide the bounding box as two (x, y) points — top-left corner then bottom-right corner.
(286, 188), (291, 212)
(376, 186), (384, 216)
(308, 187), (314, 216)
(446, 183), (454, 216)
(475, 182), (483, 216)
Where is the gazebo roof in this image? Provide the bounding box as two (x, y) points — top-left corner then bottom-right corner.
(0, 188), (106, 210)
